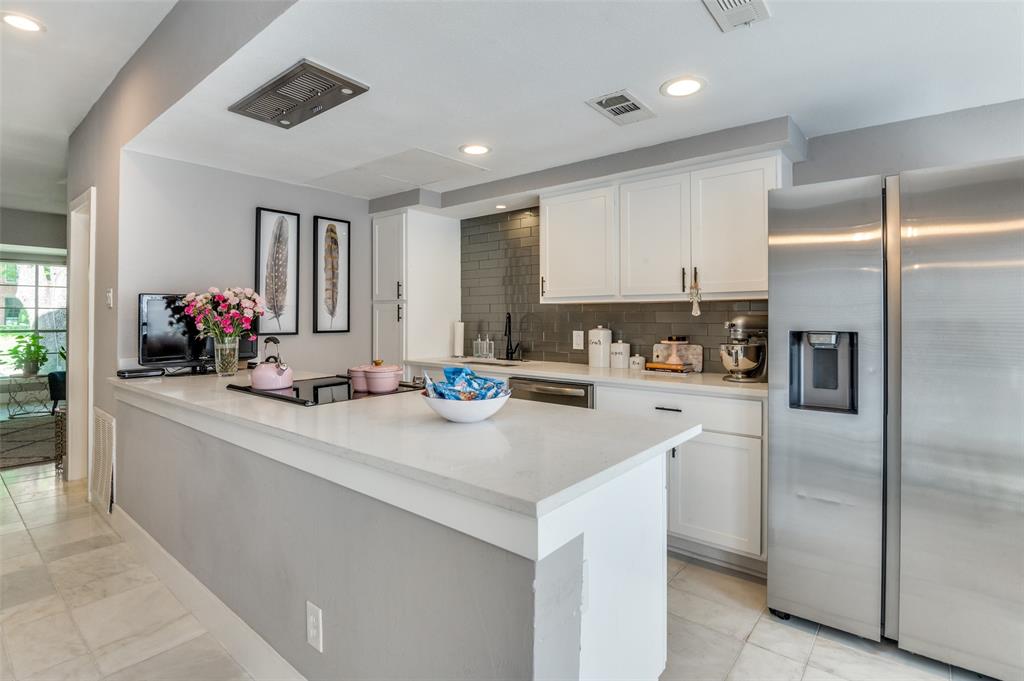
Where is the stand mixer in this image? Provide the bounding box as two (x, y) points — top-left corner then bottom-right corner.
(720, 313), (768, 382)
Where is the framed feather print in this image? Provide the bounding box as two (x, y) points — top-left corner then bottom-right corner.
(313, 216), (350, 333)
(255, 207), (300, 335)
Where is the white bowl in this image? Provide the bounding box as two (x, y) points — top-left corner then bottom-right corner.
(421, 392), (510, 423)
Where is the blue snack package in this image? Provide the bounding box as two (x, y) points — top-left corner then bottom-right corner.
(431, 367), (508, 400)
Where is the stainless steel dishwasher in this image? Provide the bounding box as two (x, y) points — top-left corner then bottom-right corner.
(508, 377), (594, 408)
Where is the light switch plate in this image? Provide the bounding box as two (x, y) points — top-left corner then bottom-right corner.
(572, 330), (584, 350)
(306, 601), (323, 652)
(105, 288), (114, 309)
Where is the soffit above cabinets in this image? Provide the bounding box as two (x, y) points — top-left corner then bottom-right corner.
(310, 148), (486, 199)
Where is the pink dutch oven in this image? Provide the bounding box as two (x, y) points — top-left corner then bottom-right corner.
(363, 360), (403, 394)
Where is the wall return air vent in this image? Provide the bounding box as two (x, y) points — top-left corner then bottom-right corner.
(585, 89), (655, 127)
(228, 59), (368, 130)
(702, 0), (771, 32)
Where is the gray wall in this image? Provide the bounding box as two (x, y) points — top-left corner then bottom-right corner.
(67, 0), (295, 412)
(0, 208), (67, 249)
(118, 152), (371, 372)
(461, 209), (764, 374)
(793, 99), (1024, 185)
(117, 404), (585, 680)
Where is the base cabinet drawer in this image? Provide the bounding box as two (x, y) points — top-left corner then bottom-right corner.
(596, 385), (761, 437)
(668, 433), (761, 555)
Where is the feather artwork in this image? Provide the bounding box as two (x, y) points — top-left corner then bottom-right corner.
(263, 215), (289, 330)
(323, 223), (340, 320)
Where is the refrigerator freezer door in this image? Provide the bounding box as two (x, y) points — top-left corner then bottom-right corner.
(898, 159), (1024, 681)
(767, 176), (885, 640)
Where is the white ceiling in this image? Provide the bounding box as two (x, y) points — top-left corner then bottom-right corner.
(0, 0), (174, 214)
(129, 0), (1024, 201)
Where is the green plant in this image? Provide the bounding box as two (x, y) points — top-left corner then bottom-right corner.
(8, 333), (49, 372)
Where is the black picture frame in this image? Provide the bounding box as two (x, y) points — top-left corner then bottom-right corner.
(312, 215), (351, 333)
(254, 207), (300, 336)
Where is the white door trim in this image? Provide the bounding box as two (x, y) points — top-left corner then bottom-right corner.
(67, 187), (96, 487)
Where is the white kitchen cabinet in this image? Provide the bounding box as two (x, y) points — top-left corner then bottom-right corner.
(690, 156), (778, 295)
(619, 173), (691, 296)
(538, 153), (787, 303)
(372, 301), (405, 367)
(596, 384), (764, 557)
(372, 213), (405, 302)
(371, 210), (460, 367)
(540, 186), (618, 299)
(673, 432), (761, 555)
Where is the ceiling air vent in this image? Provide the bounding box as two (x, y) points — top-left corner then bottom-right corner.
(702, 0), (771, 32)
(228, 59), (368, 130)
(585, 89), (655, 127)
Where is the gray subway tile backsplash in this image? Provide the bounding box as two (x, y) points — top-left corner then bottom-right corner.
(460, 208), (765, 374)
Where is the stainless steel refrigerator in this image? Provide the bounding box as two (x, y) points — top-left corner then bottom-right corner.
(766, 158), (1023, 681)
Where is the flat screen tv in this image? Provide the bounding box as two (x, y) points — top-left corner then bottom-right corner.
(138, 293), (257, 368)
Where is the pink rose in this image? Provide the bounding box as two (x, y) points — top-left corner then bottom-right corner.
(208, 287), (219, 294)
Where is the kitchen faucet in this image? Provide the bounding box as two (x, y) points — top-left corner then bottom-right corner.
(504, 312), (520, 360)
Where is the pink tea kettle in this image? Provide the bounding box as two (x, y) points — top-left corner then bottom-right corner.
(250, 336), (294, 390)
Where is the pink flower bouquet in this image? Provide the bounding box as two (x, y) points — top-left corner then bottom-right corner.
(184, 287), (266, 341)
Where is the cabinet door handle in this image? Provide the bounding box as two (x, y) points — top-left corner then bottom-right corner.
(692, 267), (699, 289)
(670, 447), (677, 459)
(396, 281), (403, 299)
(655, 406), (682, 413)
(682, 267), (687, 292)
(397, 304), (403, 322)
(541, 276), (546, 297)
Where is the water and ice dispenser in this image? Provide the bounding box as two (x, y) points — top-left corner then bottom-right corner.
(788, 331), (858, 413)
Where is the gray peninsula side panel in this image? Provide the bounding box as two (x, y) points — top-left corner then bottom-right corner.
(116, 403), (537, 680)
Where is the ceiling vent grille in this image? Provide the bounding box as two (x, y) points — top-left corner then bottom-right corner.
(228, 59), (368, 130)
(585, 90), (655, 126)
(702, 0), (771, 32)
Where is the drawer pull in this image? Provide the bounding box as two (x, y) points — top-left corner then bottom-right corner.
(655, 406), (682, 413)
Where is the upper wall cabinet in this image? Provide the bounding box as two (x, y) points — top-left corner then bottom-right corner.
(539, 153), (787, 303)
(690, 157), (777, 295)
(620, 173), (691, 296)
(540, 186), (618, 299)
(372, 213), (405, 302)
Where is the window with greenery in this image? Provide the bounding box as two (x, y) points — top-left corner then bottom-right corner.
(0, 262), (67, 377)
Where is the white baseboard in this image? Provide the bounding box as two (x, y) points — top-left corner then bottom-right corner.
(110, 504), (305, 681)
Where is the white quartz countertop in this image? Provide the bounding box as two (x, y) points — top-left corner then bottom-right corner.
(110, 372), (701, 518)
(408, 358), (768, 399)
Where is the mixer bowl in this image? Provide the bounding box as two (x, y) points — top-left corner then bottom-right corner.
(720, 342), (767, 382)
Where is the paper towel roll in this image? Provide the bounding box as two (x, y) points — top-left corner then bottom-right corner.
(452, 321), (465, 357)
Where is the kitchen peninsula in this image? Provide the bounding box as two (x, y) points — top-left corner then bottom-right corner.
(109, 371), (702, 680)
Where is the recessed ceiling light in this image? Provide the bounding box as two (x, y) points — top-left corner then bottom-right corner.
(495, 204), (507, 210)
(3, 12), (44, 31)
(460, 144), (490, 156)
(660, 76), (704, 98)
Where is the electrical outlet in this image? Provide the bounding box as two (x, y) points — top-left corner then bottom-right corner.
(306, 601), (323, 652)
(105, 288), (114, 309)
(572, 330), (585, 350)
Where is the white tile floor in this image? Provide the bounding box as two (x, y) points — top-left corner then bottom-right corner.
(0, 463), (249, 681)
(660, 556), (994, 681)
(0, 462), (995, 681)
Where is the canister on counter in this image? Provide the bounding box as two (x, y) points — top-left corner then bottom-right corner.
(588, 325), (612, 367)
(610, 340), (630, 369)
(629, 354), (645, 370)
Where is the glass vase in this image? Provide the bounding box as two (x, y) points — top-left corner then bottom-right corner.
(214, 337), (239, 377)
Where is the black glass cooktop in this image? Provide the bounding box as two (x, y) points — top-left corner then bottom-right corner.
(227, 375), (420, 407)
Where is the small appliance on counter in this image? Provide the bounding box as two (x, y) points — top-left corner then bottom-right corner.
(647, 336), (702, 374)
(250, 336), (294, 390)
(720, 313), (767, 383)
(588, 325), (612, 367)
